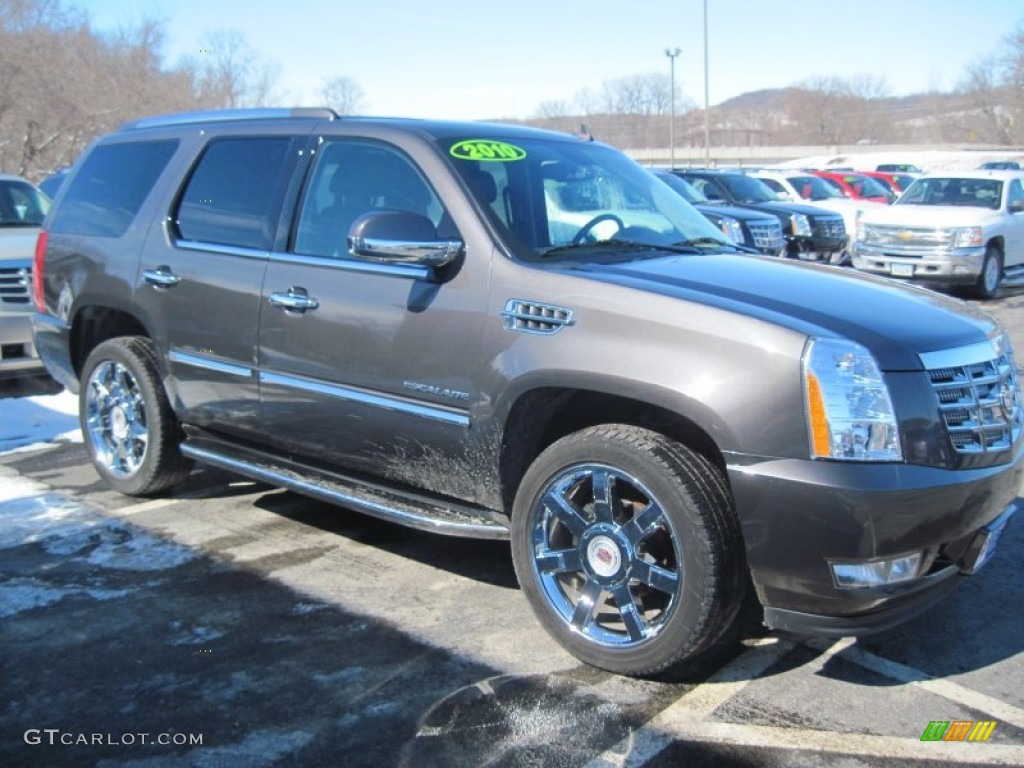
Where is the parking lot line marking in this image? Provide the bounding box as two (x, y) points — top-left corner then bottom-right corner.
(105, 498), (181, 517)
(806, 638), (1024, 729)
(654, 720), (1024, 765)
(585, 637), (797, 768)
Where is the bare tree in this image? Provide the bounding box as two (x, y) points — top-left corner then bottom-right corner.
(321, 75), (365, 115)
(191, 29), (282, 108)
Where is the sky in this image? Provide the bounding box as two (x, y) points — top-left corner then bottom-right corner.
(74, 0), (1024, 120)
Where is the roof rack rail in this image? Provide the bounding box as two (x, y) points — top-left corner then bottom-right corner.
(120, 107), (339, 131)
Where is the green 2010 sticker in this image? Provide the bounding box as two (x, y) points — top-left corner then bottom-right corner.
(450, 139), (527, 162)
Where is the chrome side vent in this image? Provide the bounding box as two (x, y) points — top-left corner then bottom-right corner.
(501, 299), (573, 335)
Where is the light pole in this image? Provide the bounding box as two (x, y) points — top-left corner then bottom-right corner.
(665, 47), (681, 168)
(703, 0), (710, 162)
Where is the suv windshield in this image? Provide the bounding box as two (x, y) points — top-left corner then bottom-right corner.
(787, 175), (843, 201)
(441, 137), (732, 260)
(898, 177), (1003, 209)
(0, 179), (49, 226)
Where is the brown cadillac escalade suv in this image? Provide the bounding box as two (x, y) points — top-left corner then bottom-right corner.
(33, 109), (1022, 676)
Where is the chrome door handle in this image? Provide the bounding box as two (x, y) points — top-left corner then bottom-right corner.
(143, 266), (181, 287)
(269, 288), (319, 312)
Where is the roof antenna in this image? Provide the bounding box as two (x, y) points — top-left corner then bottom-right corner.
(576, 123), (594, 142)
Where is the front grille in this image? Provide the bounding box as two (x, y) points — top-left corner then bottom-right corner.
(927, 345), (1022, 455)
(747, 219), (785, 251)
(812, 217), (846, 239)
(501, 299), (574, 335)
(863, 225), (954, 249)
(0, 262), (32, 306)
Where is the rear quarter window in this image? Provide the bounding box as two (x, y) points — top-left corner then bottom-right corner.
(48, 140), (179, 237)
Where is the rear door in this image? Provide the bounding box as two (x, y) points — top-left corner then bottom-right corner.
(135, 126), (308, 436)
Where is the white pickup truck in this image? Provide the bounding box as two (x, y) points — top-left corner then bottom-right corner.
(853, 171), (1024, 299)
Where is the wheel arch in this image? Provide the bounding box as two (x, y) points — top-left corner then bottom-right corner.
(70, 305), (151, 378)
(497, 386), (728, 516)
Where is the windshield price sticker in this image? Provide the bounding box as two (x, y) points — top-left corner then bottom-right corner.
(450, 140), (527, 162)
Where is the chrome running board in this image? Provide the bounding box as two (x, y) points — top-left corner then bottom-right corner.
(180, 432), (510, 541)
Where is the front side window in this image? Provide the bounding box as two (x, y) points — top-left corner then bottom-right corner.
(49, 140), (178, 237)
(174, 137), (293, 250)
(293, 140), (445, 258)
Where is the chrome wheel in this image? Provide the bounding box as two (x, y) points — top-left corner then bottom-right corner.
(530, 463), (682, 648)
(982, 251), (1001, 295)
(84, 359), (149, 477)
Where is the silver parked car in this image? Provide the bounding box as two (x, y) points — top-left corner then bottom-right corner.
(0, 174), (49, 378)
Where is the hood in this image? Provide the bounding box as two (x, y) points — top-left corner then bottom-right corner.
(863, 204), (997, 227)
(739, 200), (843, 219)
(694, 203), (777, 223)
(0, 226), (40, 261)
(569, 253), (999, 370)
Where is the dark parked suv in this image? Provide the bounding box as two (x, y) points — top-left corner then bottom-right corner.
(652, 169), (786, 256)
(33, 109), (1022, 677)
(672, 169), (849, 263)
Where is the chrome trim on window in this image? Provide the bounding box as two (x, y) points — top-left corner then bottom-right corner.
(168, 350), (253, 378)
(259, 370), (470, 427)
(269, 251), (432, 280)
(172, 238), (269, 260)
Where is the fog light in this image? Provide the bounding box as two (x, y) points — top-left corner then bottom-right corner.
(953, 265), (972, 275)
(830, 553), (922, 588)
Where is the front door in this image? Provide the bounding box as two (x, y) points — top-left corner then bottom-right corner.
(257, 138), (491, 499)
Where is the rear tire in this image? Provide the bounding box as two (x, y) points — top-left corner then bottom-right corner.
(511, 425), (745, 676)
(971, 245), (1002, 300)
(80, 336), (191, 495)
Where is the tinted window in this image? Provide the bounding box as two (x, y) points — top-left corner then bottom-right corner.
(175, 137), (293, 250)
(49, 141), (178, 237)
(293, 140), (444, 258)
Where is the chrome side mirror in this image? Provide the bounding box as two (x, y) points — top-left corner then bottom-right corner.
(348, 210), (462, 268)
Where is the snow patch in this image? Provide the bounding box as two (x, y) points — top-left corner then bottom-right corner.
(0, 389), (81, 454)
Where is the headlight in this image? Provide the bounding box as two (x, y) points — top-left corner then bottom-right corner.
(953, 226), (983, 248)
(791, 213), (811, 236)
(717, 216), (744, 244)
(803, 338), (902, 461)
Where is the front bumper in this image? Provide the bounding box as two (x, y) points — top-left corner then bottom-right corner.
(0, 311), (44, 379)
(852, 244), (986, 283)
(727, 439), (1023, 636)
(787, 234), (848, 262)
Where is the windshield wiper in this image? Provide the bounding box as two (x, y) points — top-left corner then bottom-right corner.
(540, 239), (703, 258)
(0, 220), (42, 227)
(674, 237), (733, 249)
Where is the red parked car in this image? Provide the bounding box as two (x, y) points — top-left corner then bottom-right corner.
(810, 170), (894, 203)
(856, 170), (917, 196)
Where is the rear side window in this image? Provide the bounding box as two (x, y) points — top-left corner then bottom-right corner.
(49, 140), (178, 237)
(174, 137), (293, 251)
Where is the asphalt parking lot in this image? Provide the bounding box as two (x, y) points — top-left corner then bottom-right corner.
(1, 286), (1023, 767)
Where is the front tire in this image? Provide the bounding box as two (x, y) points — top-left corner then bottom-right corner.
(511, 425), (745, 676)
(971, 245), (1003, 300)
(80, 336), (191, 495)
